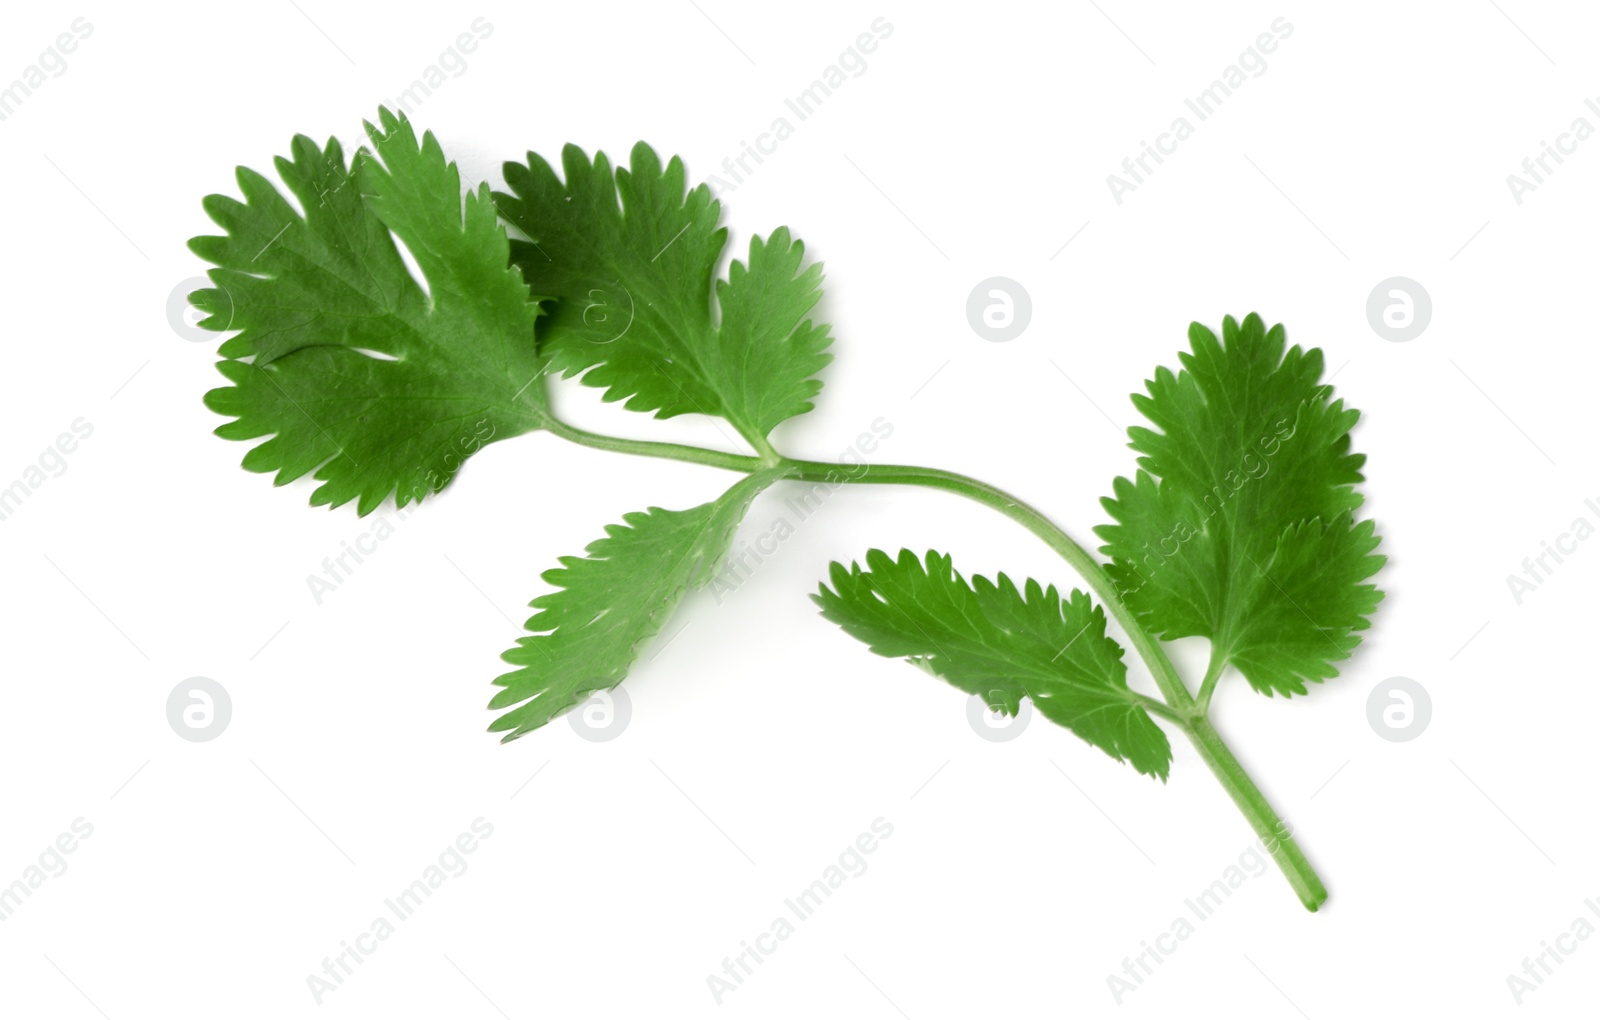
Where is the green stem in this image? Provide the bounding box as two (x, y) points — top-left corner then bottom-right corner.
(543, 416), (761, 473)
(540, 415), (1326, 909)
(1196, 648), (1227, 713)
(1186, 715), (1328, 911)
(1131, 692), (1188, 726)
(784, 459), (1195, 713)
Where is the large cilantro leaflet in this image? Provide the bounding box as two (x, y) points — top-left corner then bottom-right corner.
(193, 109), (547, 515)
(815, 549), (1172, 779)
(489, 470), (783, 741)
(1095, 314), (1385, 696)
(495, 144), (832, 448)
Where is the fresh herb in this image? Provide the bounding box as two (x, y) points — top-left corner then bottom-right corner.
(191, 109), (1384, 910)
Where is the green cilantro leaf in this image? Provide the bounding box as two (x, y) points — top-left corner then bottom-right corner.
(488, 470), (782, 741)
(1095, 314), (1385, 697)
(495, 145), (832, 447)
(813, 549), (1172, 780)
(193, 108), (546, 515)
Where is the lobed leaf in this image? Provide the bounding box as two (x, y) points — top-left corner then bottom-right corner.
(194, 108), (547, 514)
(495, 144), (832, 445)
(1095, 314), (1385, 696)
(814, 549), (1172, 780)
(488, 470), (784, 741)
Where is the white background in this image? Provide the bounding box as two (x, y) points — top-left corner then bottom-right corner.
(1, 1), (1595, 1016)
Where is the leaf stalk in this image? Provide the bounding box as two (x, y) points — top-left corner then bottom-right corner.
(540, 406), (1330, 910)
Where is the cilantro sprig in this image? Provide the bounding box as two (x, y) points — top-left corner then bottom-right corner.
(191, 109), (1385, 911)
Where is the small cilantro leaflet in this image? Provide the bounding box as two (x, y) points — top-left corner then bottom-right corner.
(193, 109), (547, 515)
(814, 549), (1172, 780)
(489, 470), (783, 741)
(495, 144), (832, 447)
(1095, 314), (1385, 696)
